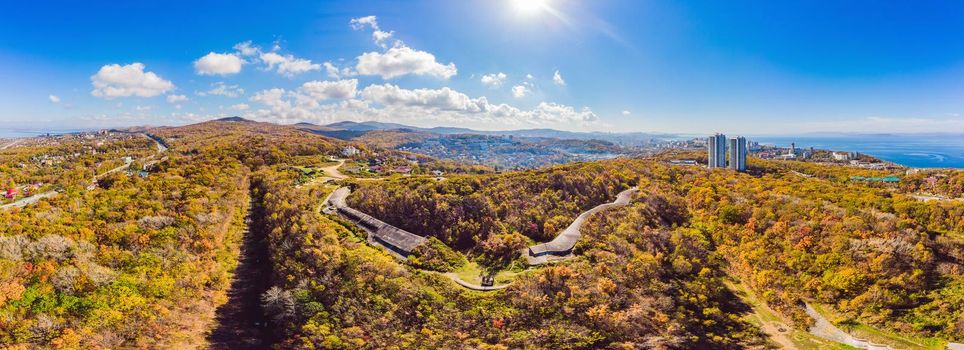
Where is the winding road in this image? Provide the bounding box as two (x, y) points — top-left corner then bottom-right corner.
(526, 186), (639, 265)
(0, 190), (58, 210)
(805, 303), (897, 350)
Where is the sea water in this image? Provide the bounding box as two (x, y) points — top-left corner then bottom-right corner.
(0, 129), (91, 139)
(750, 134), (964, 169)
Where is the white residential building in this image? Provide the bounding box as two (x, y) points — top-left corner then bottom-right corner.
(728, 136), (747, 171)
(707, 133), (727, 168)
(341, 146), (360, 157)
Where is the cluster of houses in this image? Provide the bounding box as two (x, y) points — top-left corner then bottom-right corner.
(393, 134), (574, 169)
(338, 150), (452, 177)
(756, 143), (813, 160)
(3, 182), (43, 200)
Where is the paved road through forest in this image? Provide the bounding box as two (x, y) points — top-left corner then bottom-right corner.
(526, 186), (639, 265)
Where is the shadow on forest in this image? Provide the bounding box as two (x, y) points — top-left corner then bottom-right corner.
(207, 193), (275, 349)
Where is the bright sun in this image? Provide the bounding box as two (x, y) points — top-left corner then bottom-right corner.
(511, 0), (549, 15)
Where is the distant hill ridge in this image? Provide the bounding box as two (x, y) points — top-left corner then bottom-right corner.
(214, 116), (254, 123)
(299, 120), (674, 145)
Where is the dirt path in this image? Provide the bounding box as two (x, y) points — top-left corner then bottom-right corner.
(740, 296), (796, 349)
(321, 159), (347, 179)
(724, 281), (799, 349)
(441, 272), (512, 291)
(208, 195), (274, 349)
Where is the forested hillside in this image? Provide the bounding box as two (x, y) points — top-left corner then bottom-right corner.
(348, 161), (640, 251)
(0, 129), (252, 346)
(253, 163), (768, 349)
(347, 156), (964, 346)
(1, 120), (960, 349)
(0, 119), (350, 347)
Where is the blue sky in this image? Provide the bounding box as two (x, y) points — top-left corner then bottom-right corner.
(1, 0), (963, 134)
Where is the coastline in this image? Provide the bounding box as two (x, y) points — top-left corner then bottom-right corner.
(0, 129), (93, 139)
(750, 134), (964, 169)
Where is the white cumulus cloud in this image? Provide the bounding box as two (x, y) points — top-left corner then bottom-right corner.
(300, 79), (358, 100)
(201, 82), (245, 98)
(166, 94), (188, 103)
(234, 41), (259, 56)
(231, 103), (250, 111)
(260, 52), (321, 77)
(194, 52), (243, 76)
(372, 30), (394, 48)
(350, 16), (379, 30)
(361, 84), (485, 112)
(229, 41), (320, 77)
(622, 110), (631, 115)
(356, 46), (457, 80)
(553, 70), (566, 86)
(243, 83), (597, 127)
(481, 73), (507, 88)
(245, 80), (361, 121)
(359, 84), (597, 124)
(349, 16), (456, 80)
(511, 85), (529, 98)
(48, 95), (60, 103)
(91, 63), (174, 98)
(324, 61), (356, 79)
(350, 15), (394, 48)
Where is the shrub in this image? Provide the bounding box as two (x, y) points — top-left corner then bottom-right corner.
(262, 286), (297, 324)
(137, 215), (175, 230)
(480, 232), (530, 268)
(51, 266), (81, 294)
(408, 237), (465, 272)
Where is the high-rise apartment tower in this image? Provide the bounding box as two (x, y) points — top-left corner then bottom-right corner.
(707, 133), (727, 168)
(728, 136), (747, 171)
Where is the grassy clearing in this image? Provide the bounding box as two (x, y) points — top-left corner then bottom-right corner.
(290, 154), (339, 167)
(339, 161), (383, 178)
(452, 261), (523, 286)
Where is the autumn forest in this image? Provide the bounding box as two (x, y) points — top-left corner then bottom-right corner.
(0, 119), (961, 349)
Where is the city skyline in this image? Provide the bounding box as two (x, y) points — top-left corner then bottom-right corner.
(2, 1), (964, 134)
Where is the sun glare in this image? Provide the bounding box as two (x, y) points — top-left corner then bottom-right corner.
(511, 0), (549, 15)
